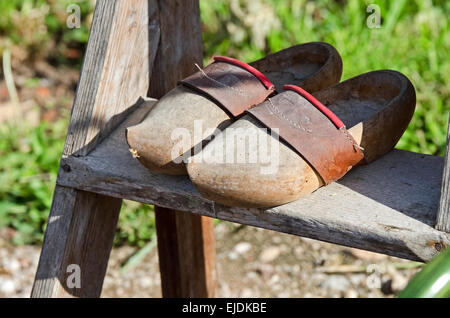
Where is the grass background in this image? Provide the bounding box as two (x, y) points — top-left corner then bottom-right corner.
(0, 0), (448, 246)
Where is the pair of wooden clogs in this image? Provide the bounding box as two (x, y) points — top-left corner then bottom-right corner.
(126, 42), (416, 208)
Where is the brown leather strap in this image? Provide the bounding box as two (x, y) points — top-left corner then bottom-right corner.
(246, 90), (364, 184)
(180, 59), (275, 117)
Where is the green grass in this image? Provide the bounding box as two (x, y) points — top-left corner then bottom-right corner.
(0, 0), (449, 246)
(0, 120), (155, 246)
(0, 121), (65, 244)
(0, 0), (94, 67)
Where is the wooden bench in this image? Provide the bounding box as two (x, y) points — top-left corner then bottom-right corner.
(31, 0), (450, 298)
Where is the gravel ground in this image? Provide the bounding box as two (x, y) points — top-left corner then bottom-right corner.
(0, 222), (422, 298)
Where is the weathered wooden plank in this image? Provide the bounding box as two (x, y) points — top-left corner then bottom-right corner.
(32, 0), (154, 298)
(31, 186), (121, 297)
(57, 100), (450, 262)
(65, 0), (158, 156)
(437, 114), (450, 233)
(148, 0), (203, 98)
(146, 0), (217, 298)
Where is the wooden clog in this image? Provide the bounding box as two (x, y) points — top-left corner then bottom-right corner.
(126, 42), (343, 175)
(187, 70), (416, 208)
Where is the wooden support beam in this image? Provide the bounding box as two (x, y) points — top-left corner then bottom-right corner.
(155, 208), (217, 297)
(148, 0), (203, 98)
(32, 187), (121, 297)
(148, 0), (218, 297)
(32, 0), (154, 297)
(437, 114), (450, 233)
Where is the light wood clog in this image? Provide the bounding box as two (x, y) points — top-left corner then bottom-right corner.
(126, 42), (343, 175)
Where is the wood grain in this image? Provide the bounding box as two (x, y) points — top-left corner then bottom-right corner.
(437, 114), (450, 233)
(57, 100), (450, 262)
(146, 0), (217, 297)
(32, 0), (153, 297)
(155, 207), (217, 297)
(32, 187), (121, 297)
(148, 0), (203, 99)
(65, 0), (158, 157)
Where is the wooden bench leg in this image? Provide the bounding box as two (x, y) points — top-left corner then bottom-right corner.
(155, 207), (217, 297)
(31, 186), (121, 297)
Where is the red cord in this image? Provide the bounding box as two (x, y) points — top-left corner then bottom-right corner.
(283, 85), (345, 129)
(213, 56), (274, 90)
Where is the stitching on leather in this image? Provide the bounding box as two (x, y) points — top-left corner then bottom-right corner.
(266, 98), (312, 133)
(267, 97), (364, 153)
(195, 63), (246, 96)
